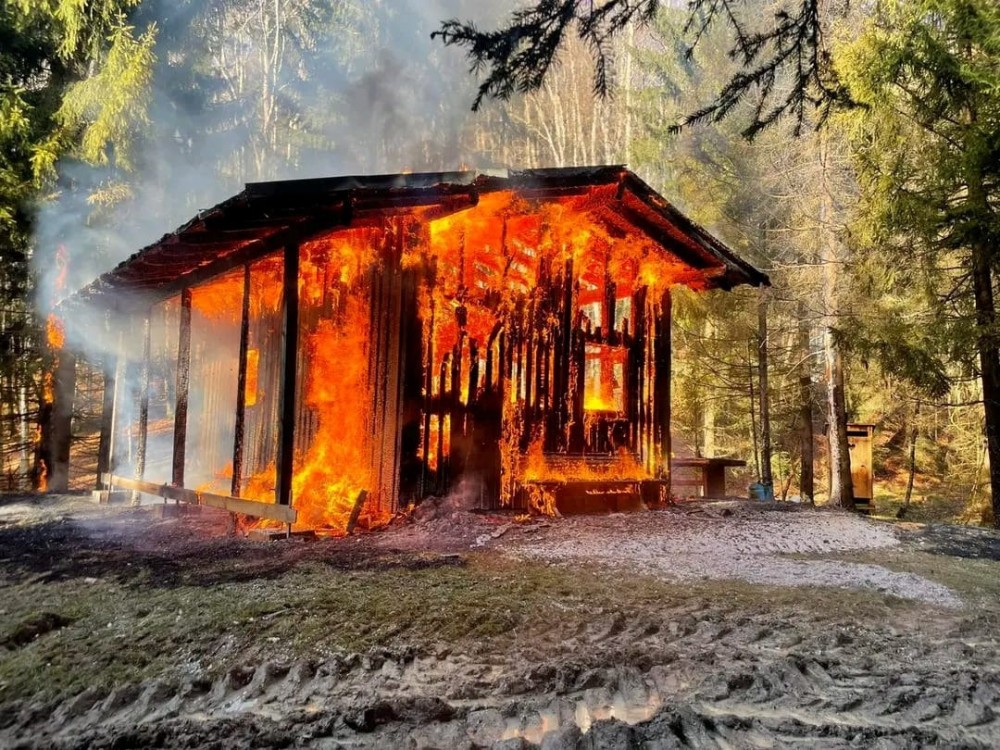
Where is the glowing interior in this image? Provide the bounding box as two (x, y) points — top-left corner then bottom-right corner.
(108, 182), (718, 531)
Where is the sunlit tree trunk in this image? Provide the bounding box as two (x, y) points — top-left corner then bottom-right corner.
(757, 288), (773, 492)
(797, 302), (814, 503)
(703, 318), (716, 457)
(820, 135), (854, 510)
(899, 403), (919, 517)
(971, 240), (1000, 526)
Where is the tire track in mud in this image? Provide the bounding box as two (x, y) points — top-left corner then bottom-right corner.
(4, 607), (997, 749)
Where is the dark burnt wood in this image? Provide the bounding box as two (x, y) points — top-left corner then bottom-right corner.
(135, 313), (152, 481)
(276, 243), (300, 507)
(399, 266), (424, 508)
(95, 348), (117, 488)
(437, 357), (448, 492)
(231, 264), (252, 497)
(47, 350), (76, 492)
(171, 288), (192, 488)
(652, 290), (672, 480)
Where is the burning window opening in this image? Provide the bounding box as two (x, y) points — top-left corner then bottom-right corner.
(61, 167), (767, 533)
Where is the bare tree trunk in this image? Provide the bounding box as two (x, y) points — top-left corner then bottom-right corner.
(18, 383), (30, 481)
(798, 303), (814, 503)
(971, 239), (1000, 528)
(758, 290), (773, 493)
(748, 342), (760, 479)
(898, 403), (919, 518)
(781, 467), (794, 502)
(819, 135), (854, 510)
(703, 318), (716, 457)
(825, 331), (854, 509)
(963, 134), (1000, 528)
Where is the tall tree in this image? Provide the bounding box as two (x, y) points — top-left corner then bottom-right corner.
(837, 0), (1000, 525)
(433, 0), (846, 137)
(0, 0), (148, 488)
(757, 288), (774, 493)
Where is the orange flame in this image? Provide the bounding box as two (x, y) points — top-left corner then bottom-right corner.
(46, 246), (69, 350)
(45, 315), (65, 350)
(520, 437), (649, 484)
(228, 185), (703, 529)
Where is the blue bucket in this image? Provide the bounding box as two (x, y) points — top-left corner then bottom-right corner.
(748, 482), (775, 502)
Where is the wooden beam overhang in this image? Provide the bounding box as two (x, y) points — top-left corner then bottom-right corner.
(62, 166), (768, 315)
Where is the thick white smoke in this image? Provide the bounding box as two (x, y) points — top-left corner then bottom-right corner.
(35, 0), (512, 323)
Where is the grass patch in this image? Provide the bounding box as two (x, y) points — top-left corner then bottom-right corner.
(827, 548), (1000, 607)
(0, 552), (929, 704)
(1, 612), (75, 650)
(786, 545), (1000, 627)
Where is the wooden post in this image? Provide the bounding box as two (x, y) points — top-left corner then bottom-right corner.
(171, 288), (192, 488)
(345, 489), (370, 535)
(570, 324), (586, 452)
(557, 260), (573, 449)
(524, 302), (535, 420)
(135, 313), (152, 481)
(95, 347), (118, 488)
(629, 286), (647, 456)
(398, 268), (423, 506)
(605, 270), (617, 345)
(107, 328), (127, 477)
(366, 247), (387, 506)
(47, 349), (77, 492)
(449, 330), (464, 477)
(420, 298), (435, 497)
(276, 243), (299, 507)
(382, 231), (408, 514)
(232, 265), (252, 496)
(438, 357), (448, 491)
(484, 330), (494, 394)
(653, 289), (672, 480)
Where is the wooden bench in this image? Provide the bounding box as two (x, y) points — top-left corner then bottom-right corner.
(671, 457), (746, 498)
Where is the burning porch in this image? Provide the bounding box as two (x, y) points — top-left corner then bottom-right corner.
(63, 167), (767, 533)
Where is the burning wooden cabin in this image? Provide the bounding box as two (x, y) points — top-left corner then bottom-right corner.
(67, 167), (767, 531)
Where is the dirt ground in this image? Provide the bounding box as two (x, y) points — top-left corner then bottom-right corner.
(1, 494), (999, 749)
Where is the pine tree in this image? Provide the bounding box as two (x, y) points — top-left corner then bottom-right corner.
(837, 0), (1000, 526)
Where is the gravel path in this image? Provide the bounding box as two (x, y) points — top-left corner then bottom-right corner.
(504, 504), (964, 608)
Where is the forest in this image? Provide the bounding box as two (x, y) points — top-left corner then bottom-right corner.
(1, 0), (999, 529)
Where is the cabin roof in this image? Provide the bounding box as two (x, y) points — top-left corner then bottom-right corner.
(67, 165), (768, 309)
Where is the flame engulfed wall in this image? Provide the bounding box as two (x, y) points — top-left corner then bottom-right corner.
(107, 183), (704, 531)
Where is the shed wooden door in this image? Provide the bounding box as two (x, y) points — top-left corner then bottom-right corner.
(847, 425), (873, 500)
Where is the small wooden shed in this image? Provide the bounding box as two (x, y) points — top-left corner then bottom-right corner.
(61, 167), (768, 531)
(847, 423), (876, 514)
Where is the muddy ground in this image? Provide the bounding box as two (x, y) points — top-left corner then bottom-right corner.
(1, 495), (999, 749)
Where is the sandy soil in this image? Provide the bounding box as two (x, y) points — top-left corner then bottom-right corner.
(502, 504), (964, 607)
(1, 495), (998, 749)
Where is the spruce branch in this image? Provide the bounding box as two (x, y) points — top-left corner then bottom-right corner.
(433, 0), (851, 136)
